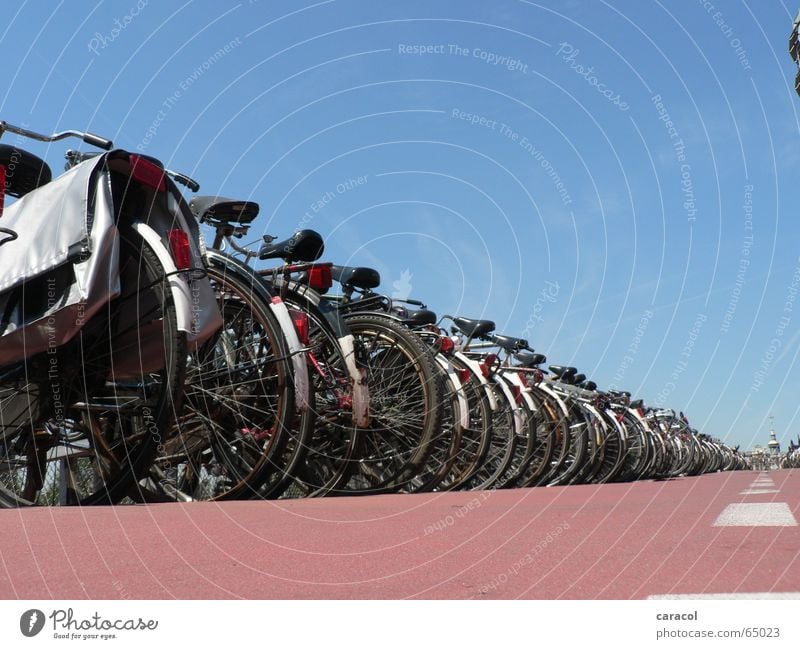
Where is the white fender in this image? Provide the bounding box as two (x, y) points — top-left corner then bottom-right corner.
(339, 333), (370, 427)
(537, 382), (570, 420)
(503, 370), (537, 412)
(454, 351), (498, 411)
(131, 222), (222, 344)
(492, 374), (524, 438)
(434, 355), (469, 432)
(268, 296), (310, 413)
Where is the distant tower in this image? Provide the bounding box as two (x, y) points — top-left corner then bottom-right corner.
(768, 429), (781, 456)
(767, 415), (781, 468)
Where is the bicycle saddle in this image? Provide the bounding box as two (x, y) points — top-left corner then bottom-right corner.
(492, 334), (529, 352)
(331, 265), (380, 290)
(608, 389), (631, 399)
(572, 373), (586, 384)
(549, 365), (577, 381)
(452, 317), (495, 338)
(580, 380), (597, 391)
(515, 350), (546, 367)
(189, 195), (259, 225)
(402, 308), (437, 326)
(259, 229), (324, 262)
(0, 144), (52, 198)
(630, 398), (644, 409)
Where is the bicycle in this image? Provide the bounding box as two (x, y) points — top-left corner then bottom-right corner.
(0, 120), (220, 505)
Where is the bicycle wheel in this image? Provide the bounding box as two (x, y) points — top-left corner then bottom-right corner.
(279, 291), (361, 497)
(461, 380), (518, 491)
(514, 386), (557, 488)
(546, 399), (589, 487)
(403, 354), (463, 493)
(137, 256), (297, 501)
(590, 408), (627, 484)
(490, 375), (537, 489)
(615, 410), (652, 482)
(0, 227), (185, 506)
(333, 312), (444, 495)
(437, 357), (494, 490)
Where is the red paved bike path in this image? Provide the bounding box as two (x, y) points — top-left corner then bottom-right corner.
(1, 470), (798, 599)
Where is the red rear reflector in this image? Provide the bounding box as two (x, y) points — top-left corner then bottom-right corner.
(308, 264), (332, 291)
(457, 367), (471, 384)
(485, 353), (497, 369)
(289, 308), (309, 345)
(129, 154), (166, 192)
(168, 229), (192, 270)
(511, 384), (522, 404)
(479, 362), (490, 379)
(439, 336), (455, 355)
(0, 164), (5, 218)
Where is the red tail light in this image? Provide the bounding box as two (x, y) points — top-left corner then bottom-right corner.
(438, 336), (455, 355)
(485, 353), (497, 369)
(168, 229), (192, 270)
(289, 308), (309, 345)
(308, 264), (332, 291)
(0, 165), (5, 218)
(479, 362), (490, 379)
(457, 368), (471, 384)
(129, 154), (166, 192)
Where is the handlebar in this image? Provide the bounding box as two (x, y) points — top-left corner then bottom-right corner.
(165, 169), (200, 192)
(0, 120), (113, 150)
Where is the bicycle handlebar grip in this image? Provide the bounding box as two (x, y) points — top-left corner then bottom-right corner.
(172, 173), (200, 193)
(82, 132), (113, 150)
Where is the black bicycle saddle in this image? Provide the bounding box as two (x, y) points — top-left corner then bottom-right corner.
(452, 317), (495, 338)
(331, 265), (380, 290)
(259, 229), (324, 262)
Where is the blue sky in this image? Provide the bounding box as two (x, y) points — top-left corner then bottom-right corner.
(3, 0), (800, 451)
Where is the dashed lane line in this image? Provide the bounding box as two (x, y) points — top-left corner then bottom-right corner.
(649, 592), (800, 599)
(739, 489), (780, 495)
(713, 503), (797, 527)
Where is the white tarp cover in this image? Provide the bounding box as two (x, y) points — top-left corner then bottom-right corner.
(0, 154), (120, 366)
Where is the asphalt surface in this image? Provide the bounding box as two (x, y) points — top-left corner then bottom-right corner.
(1, 469), (798, 599)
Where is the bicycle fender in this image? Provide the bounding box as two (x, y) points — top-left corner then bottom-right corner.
(535, 382), (570, 419)
(269, 296), (310, 413)
(434, 355), (469, 432)
(131, 222), (222, 343)
(492, 374), (524, 438)
(503, 370), (537, 412)
(339, 333), (370, 427)
(454, 352), (498, 411)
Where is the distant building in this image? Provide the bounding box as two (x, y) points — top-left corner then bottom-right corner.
(768, 429), (781, 457)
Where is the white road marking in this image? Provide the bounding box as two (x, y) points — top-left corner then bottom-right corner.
(739, 489), (780, 495)
(713, 503), (797, 526)
(649, 593), (800, 599)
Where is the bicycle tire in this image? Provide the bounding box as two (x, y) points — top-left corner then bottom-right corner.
(334, 312), (444, 495)
(437, 356), (494, 490)
(0, 226), (185, 506)
(136, 255), (297, 501)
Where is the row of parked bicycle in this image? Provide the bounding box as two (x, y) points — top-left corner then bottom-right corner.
(783, 449), (800, 468)
(0, 120), (746, 507)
